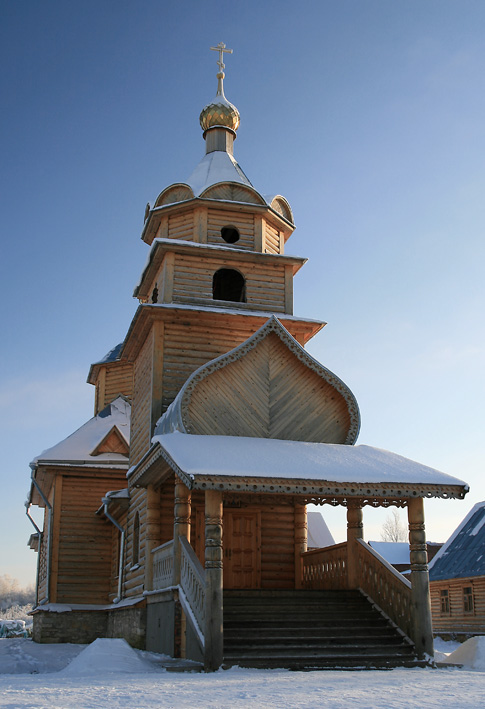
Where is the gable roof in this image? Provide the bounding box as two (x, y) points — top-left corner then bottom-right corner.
(155, 317), (360, 445)
(307, 511), (335, 548)
(31, 396), (131, 468)
(429, 501), (485, 581)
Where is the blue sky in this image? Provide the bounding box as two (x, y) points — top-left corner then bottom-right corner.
(1, 1), (484, 585)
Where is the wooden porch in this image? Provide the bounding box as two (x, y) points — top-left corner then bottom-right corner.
(144, 481), (434, 671)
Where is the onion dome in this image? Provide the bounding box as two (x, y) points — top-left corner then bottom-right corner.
(200, 43), (240, 135)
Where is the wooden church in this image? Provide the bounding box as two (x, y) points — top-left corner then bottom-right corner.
(27, 44), (469, 670)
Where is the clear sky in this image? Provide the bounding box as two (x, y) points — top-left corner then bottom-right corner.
(1, 1), (484, 586)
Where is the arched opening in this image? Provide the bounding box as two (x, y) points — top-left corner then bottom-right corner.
(221, 226), (240, 244)
(212, 268), (246, 303)
(132, 512), (140, 566)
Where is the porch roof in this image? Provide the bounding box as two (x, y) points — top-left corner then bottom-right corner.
(132, 432), (468, 500)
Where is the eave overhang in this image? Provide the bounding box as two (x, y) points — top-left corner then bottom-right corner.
(128, 435), (469, 504)
(141, 196), (295, 246)
(134, 238), (306, 300)
(120, 303), (325, 362)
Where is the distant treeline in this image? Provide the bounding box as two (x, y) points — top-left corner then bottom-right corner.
(0, 574), (35, 611)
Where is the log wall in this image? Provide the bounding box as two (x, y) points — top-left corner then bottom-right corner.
(102, 364), (133, 409)
(123, 486), (147, 598)
(168, 211), (194, 242)
(161, 318), (261, 412)
(171, 253), (287, 312)
(207, 208), (254, 250)
(430, 578), (485, 634)
(55, 472), (125, 604)
(264, 222), (281, 255)
(130, 330), (154, 466)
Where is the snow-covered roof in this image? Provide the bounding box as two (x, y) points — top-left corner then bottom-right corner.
(93, 343), (123, 365)
(429, 501), (485, 580)
(140, 431), (468, 499)
(307, 511), (335, 548)
(368, 542), (411, 566)
(31, 396), (131, 467)
(186, 151), (253, 196)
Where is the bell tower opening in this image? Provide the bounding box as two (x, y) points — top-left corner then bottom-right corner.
(212, 268), (246, 302)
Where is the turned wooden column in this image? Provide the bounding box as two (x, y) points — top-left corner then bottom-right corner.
(407, 497), (434, 659)
(173, 478), (191, 586)
(294, 504), (307, 588)
(347, 502), (363, 589)
(204, 489), (223, 672)
(145, 484), (160, 592)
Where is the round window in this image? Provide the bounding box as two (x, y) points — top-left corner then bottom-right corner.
(221, 226), (240, 244)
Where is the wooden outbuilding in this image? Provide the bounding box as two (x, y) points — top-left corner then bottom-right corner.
(27, 47), (469, 669)
(429, 502), (485, 638)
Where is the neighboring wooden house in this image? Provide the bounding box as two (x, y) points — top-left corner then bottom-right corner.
(429, 502), (485, 637)
(27, 47), (470, 669)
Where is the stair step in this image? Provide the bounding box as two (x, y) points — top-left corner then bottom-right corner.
(222, 588), (418, 670)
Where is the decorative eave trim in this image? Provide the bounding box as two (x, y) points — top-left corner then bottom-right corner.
(130, 442), (467, 503)
(157, 316), (360, 444)
(190, 475), (467, 501)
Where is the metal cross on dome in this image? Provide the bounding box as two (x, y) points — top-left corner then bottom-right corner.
(210, 42), (233, 73)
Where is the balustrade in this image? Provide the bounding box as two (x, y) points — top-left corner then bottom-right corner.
(151, 540), (174, 590)
(356, 538), (413, 640)
(179, 535), (205, 642)
(301, 542), (348, 590)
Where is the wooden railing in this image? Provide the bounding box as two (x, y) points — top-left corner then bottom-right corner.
(152, 540), (174, 590)
(356, 538), (413, 640)
(179, 536), (205, 644)
(301, 542), (348, 590)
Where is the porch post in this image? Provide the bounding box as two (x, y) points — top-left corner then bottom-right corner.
(145, 484), (160, 592)
(347, 502), (363, 589)
(173, 478), (191, 586)
(204, 489), (224, 672)
(407, 497), (434, 659)
(294, 504), (307, 588)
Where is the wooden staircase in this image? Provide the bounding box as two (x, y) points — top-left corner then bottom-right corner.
(223, 589), (425, 670)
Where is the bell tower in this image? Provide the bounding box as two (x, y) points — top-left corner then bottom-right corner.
(125, 45), (325, 467)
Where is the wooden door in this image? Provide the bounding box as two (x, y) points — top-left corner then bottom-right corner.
(193, 506), (261, 589)
(224, 509), (261, 589)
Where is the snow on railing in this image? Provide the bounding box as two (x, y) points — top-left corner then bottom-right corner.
(151, 540), (174, 590)
(356, 538), (413, 641)
(301, 542), (348, 590)
(179, 536), (205, 645)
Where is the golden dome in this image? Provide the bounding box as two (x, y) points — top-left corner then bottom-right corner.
(200, 72), (240, 133)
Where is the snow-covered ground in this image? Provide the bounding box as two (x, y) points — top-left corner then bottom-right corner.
(0, 636), (484, 708)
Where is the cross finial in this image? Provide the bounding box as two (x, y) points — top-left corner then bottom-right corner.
(210, 42), (233, 74)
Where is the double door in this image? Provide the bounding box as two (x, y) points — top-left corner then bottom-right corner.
(194, 507), (261, 589)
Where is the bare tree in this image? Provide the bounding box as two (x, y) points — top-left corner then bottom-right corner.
(380, 509), (408, 543)
(0, 575), (35, 611)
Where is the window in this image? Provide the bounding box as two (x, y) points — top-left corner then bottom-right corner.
(440, 589), (450, 614)
(463, 586), (474, 613)
(151, 285), (158, 304)
(212, 268), (246, 302)
(132, 512), (140, 566)
(221, 226), (240, 244)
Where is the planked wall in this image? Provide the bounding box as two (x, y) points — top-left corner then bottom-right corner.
(186, 332), (352, 444)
